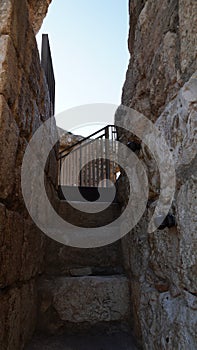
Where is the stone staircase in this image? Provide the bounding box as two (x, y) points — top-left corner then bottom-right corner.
(26, 190), (137, 349)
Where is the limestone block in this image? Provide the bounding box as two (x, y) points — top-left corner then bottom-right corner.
(14, 72), (42, 137)
(20, 219), (45, 281)
(138, 71), (197, 196)
(179, 0), (197, 76)
(122, 0), (180, 118)
(156, 71), (197, 173)
(121, 213), (149, 278)
(38, 276), (130, 329)
(0, 205), (23, 288)
(0, 0), (29, 62)
(137, 286), (197, 350)
(0, 35), (19, 106)
(176, 177), (197, 293)
(0, 280), (37, 350)
(19, 281), (37, 348)
(27, 0), (52, 34)
(0, 287), (21, 350)
(0, 0), (13, 34)
(148, 226), (180, 289)
(0, 95), (19, 199)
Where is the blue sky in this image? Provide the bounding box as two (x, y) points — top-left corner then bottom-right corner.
(37, 0), (129, 132)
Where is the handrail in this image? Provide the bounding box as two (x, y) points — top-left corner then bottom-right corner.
(59, 124), (115, 158)
(58, 125), (118, 188)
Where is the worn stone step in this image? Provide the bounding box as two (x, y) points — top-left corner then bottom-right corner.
(44, 235), (123, 275)
(26, 332), (138, 350)
(69, 266), (124, 277)
(37, 275), (130, 334)
(58, 185), (119, 203)
(57, 200), (121, 227)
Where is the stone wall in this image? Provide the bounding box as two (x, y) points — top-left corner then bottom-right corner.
(118, 1), (197, 349)
(27, 0), (52, 34)
(0, 0), (55, 348)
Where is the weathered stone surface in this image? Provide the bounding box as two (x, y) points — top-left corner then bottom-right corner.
(59, 130), (83, 154)
(0, 204), (45, 288)
(0, 280), (37, 350)
(123, 0), (181, 119)
(0, 0), (29, 64)
(0, 35), (19, 106)
(123, 0), (197, 121)
(0, 204), (23, 288)
(0, 96), (19, 199)
(0, 1), (56, 349)
(179, 0), (197, 78)
(120, 1), (197, 348)
(27, 0), (52, 34)
(176, 176), (197, 293)
(38, 275), (130, 332)
(20, 219), (45, 281)
(134, 285), (197, 350)
(156, 71), (197, 184)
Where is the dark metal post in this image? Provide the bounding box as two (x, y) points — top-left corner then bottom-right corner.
(105, 127), (110, 184)
(41, 34), (55, 116)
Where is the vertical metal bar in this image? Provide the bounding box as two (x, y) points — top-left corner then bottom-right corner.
(84, 142), (87, 187)
(88, 143), (90, 187)
(101, 136), (104, 187)
(96, 139), (99, 187)
(92, 141), (96, 187)
(59, 158), (61, 186)
(88, 142), (91, 187)
(69, 151), (73, 186)
(80, 145), (82, 187)
(112, 127), (115, 183)
(105, 127), (110, 186)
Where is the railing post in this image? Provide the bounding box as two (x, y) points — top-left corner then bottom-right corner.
(105, 126), (110, 184)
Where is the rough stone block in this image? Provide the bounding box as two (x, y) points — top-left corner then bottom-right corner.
(20, 219), (45, 281)
(0, 95), (19, 199)
(138, 286), (197, 350)
(0, 205), (23, 288)
(0, 35), (19, 106)
(122, 0), (180, 118)
(0, 0), (29, 63)
(27, 0), (52, 34)
(176, 177), (197, 293)
(179, 0), (197, 76)
(38, 275), (130, 332)
(0, 287), (21, 350)
(0, 280), (37, 350)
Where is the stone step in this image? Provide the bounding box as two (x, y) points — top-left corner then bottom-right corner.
(58, 185), (119, 203)
(57, 200), (121, 227)
(44, 235), (123, 275)
(37, 275), (130, 334)
(26, 332), (138, 350)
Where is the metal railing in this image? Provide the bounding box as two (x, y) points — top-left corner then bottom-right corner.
(59, 125), (119, 187)
(41, 34), (55, 116)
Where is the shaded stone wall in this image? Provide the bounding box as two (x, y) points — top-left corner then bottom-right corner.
(118, 0), (197, 348)
(0, 0), (55, 348)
